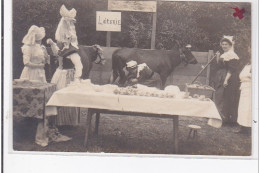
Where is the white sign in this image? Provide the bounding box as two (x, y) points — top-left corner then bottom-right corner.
(96, 11), (121, 32)
(108, 0), (157, 12)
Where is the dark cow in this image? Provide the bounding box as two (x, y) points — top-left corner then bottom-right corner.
(78, 45), (105, 79)
(111, 47), (198, 88)
(47, 45), (105, 80)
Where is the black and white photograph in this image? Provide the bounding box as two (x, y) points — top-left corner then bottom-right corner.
(9, 0), (256, 158)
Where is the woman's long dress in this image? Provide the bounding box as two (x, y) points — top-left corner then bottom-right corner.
(237, 64), (252, 127)
(213, 52), (240, 123)
(51, 45), (81, 126)
(20, 44), (51, 146)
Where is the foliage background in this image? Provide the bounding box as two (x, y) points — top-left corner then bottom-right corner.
(13, 0), (251, 79)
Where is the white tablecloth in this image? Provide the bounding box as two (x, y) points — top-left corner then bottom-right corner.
(46, 85), (222, 128)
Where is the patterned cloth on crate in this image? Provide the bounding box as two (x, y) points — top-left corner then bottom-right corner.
(13, 80), (56, 119)
(51, 68), (79, 126)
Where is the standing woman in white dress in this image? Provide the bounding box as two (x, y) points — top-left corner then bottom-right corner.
(20, 25), (71, 147)
(236, 47), (252, 134)
(20, 25), (50, 82)
(47, 5), (83, 126)
(20, 25), (50, 146)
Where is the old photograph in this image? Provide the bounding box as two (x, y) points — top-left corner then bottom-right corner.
(12, 0), (253, 156)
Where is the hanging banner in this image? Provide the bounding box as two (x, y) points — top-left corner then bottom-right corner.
(96, 11), (121, 32)
(108, 0), (157, 12)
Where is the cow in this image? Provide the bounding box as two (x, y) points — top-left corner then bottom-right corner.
(110, 47), (198, 89)
(47, 44), (105, 80)
(78, 45), (105, 79)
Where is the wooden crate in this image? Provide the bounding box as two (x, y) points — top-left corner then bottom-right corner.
(185, 83), (215, 100)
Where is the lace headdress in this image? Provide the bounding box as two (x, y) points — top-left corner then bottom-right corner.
(22, 25), (45, 45)
(55, 5), (79, 49)
(220, 35), (239, 61)
(220, 35), (235, 51)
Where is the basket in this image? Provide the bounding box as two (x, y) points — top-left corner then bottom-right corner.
(185, 83), (215, 100)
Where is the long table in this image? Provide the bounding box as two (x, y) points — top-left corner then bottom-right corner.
(46, 84), (222, 153)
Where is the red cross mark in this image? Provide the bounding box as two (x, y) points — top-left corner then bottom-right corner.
(231, 7), (245, 19)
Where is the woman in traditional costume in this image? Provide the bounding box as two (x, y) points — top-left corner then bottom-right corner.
(215, 36), (241, 124)
(20, 25), (50, 82)
(236, 47), (252, 133)
(47, 5), (83, 126)
(125, 60), (162, 89)
(20, 25), (71, 147)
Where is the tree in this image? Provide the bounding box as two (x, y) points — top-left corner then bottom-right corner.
(13, 0), (251, 79)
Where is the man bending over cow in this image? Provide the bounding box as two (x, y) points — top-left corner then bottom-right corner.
(125, 61), (162, 89)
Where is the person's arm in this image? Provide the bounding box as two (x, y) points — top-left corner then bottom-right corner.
(223, 59), (239, 87)
(58, 56), (63, 69)
(124, 78), (138, 87)
(42, 45), (50, 64)
(129, 78), (138, 84)
(47, 38), (60, 56)
(125, 73), (138, 86)
(137, 66), (152, 82)
(223, 71), (231, 87)
(22, 46), (44, 68)
(68, 54), (82, 81)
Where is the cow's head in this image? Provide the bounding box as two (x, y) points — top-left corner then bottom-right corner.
(93, 44), (106, 65)
(179, 45), (198, 65)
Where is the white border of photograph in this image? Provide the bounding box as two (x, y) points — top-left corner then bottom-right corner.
(3, 0), (259, 172)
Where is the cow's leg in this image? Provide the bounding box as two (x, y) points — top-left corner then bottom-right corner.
(112, 70), (119, 83)
(86, 63), (92, 79)
(118, 68), (126, 86)
(108, 70), (117, 84)
(81, 65), (89, 79)
(160, 75), (168, 89)
(79, 49), (88, 80)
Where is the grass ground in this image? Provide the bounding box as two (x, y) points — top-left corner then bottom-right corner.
(13, 109), (251, 156)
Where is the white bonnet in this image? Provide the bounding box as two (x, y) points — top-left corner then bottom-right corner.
(220, 35), (239, 61)
(60, 4), (77, 21)
(126, 60), (137, 68)
(220, 35), (235, 46)
(22, 25), (45, 45)
(55, 5), (78, 48)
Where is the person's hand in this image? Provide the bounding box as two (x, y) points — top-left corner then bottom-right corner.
(46, 38), (54, 45)
(215, 51), (220, 57)
(223, 80), (228, 88)
(130, 78), (138, 84)
(58, 65), (63, 70)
